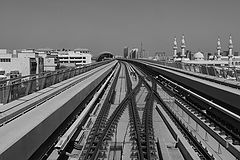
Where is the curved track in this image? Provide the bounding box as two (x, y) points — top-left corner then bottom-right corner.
(38, 60), (240, 160)
(130, 61), (240, 160)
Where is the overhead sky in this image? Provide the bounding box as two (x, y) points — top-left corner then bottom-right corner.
(0, 0), (240, 56)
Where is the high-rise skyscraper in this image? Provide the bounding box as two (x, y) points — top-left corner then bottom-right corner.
(129, 48), (138, 59)
(123, 46), (128, 58)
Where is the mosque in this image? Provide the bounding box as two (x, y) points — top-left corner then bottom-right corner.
(172, 35), (240, 67)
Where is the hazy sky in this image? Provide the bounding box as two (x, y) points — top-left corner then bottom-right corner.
(0, 0), (240, 56)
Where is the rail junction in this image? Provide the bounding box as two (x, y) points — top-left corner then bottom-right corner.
(0, 59), (239, 160)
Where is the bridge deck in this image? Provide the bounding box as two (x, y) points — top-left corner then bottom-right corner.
(0, 61), (117, 160)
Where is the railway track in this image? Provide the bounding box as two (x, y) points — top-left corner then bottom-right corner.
(79, 64), (122, 159)
(35, 59), (240, 160)
(39, 60), (240, 160)
(127, 64), (158, 160)
(29, 63), (119, 160)
(79, 62), (147, 159)
(127, 59), (240, 123)
(46, 61), (161, 160)
(131, 62), (240, 160)
(125, 64), (145, 159)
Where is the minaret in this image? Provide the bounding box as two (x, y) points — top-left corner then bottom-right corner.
(173, 36), (178, 61)
(181, 34), (186, 61)
(217, 37), (221, 60)
(228, 35), (233, 67)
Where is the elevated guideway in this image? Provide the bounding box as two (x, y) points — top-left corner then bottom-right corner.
(1, 59), (240, 160)
(125, 59), (240, 117)
(0, 61), (111, 104)
(122, 59), (240, 159)
(0, 60), (117, 160)
(123, 59), (240, 149)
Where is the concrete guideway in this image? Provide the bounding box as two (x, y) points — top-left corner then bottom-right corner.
(74, 62), (158, 159)
(132, 59), (240, 159)
(0, 61), (116, 126)
(54, 64), (117, 152)
(142, 60), (240, 118)
(2, 59), (240, 160)
(0, 61), (117, 160)
(0, 61), (111, 104)
(76, 62), (185, 159)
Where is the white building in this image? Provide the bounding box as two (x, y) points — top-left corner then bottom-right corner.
(171, 35), (240, 66)
(0, 49), (44, 77)
(58, 49), (92, 67)
(35, 49), (59, 71)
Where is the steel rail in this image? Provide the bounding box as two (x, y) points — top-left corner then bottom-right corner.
(124, 62), (145, 160)
(134, 64), (217, 159)
(154, 93), (214, 160)
(30, 65), (118, 160)
(134, 61), (240, 144)
(80, 63), (121, 159)
(82, 62), (143, 159)
(131, 64), (159, 159)
(156, 74), (240, 158)
(54, 65), (117, 152)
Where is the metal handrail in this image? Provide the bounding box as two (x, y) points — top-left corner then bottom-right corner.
(0, 60), (113, 104)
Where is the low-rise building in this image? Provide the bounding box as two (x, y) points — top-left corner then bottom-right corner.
(0, 49), (44, 77)
(35, 48), (59, 71)
(58, 49), (92, 67)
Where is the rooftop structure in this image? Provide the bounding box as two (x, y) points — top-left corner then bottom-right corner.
(193, 51), (204, 61)
(74, 48), (90, 54)
(97, 51), (114, 62)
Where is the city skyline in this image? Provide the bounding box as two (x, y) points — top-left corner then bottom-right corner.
(0, 0), (240, 56)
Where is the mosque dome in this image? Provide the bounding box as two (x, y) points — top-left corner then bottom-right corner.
(193, 51), (204, 60)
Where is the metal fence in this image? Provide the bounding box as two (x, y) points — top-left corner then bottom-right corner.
(158, 61), (240, 81)
(0, 60), (112, 104)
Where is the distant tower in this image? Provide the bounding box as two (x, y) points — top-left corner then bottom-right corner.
(217, 37), (221, 60)
(140, 42), (143, 58)
(228, 35), (233, 67)
(181, 34), (186, 61)
(173, 36), (178, 61)
(123, 46), (128, 58)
